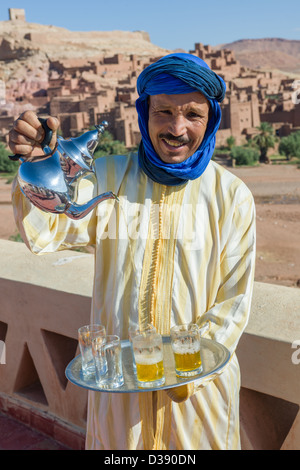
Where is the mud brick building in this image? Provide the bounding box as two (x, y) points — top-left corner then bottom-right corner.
(190, 43), (300, 146)
(45, 53), (150, 147)
(8, 8), (26, 22)
(40, 44), (300, 149)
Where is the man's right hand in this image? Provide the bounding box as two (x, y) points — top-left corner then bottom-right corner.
(8, 111), (60, 161)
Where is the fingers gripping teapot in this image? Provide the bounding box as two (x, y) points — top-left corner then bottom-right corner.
(9, 119), (118, 219)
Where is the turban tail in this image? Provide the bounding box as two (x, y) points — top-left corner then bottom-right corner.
(135, 53), (226, 186)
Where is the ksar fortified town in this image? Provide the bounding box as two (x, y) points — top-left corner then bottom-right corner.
(0, 8), (299, 151)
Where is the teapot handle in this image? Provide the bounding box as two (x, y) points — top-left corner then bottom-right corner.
(9, 117), (53, 161)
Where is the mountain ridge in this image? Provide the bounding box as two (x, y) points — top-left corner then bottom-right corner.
(216, 38), (300, 73)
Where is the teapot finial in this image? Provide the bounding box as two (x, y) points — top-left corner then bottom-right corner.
(95, 120), (108, 135)
(58, 121), (108, 171)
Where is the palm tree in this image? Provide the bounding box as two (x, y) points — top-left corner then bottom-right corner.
(226, 136), (236, 151)
(253, 122), (276, 164)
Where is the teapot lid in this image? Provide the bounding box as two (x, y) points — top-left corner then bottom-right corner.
(58, 127), (101, 171)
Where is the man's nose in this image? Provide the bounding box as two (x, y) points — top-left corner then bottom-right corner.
(168, 114), (187, 136)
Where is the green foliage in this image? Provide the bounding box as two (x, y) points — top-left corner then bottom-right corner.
(253, 122), (277, 163)
(9, 232), (24, 243)
(0, 142), (19, 173)
(230, 146), (260, 166)
(278, 131), (300, 160)
(226, 136), (236, 150)
(244, 138), (259, 149)
(93, 131), (128, 159)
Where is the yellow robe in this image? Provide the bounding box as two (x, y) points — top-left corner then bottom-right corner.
(12, 154), (256, 450)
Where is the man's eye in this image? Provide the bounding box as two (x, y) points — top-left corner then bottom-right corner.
(160, 110), (172, 115)
(187, 112), (200, 118)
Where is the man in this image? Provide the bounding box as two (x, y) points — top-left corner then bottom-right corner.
(9, 53), (256, 450)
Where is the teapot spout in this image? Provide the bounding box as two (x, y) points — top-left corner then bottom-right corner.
(64, 191), (118, 220)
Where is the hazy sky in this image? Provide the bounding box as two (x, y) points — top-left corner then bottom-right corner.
(0, 0), (299, 51)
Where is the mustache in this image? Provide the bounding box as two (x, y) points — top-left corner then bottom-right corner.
(159, 133), (190, 144)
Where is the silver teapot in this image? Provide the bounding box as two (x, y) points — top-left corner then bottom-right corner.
(9, 119), (118, 219)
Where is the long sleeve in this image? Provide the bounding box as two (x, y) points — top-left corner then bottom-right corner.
(11, 176), (98, 254)
(11, 154), (132, 255)
(198, 191), (256, 355)
(167, 186), (255, 402)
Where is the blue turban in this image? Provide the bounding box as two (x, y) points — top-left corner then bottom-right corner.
(135, 53), (226, 186)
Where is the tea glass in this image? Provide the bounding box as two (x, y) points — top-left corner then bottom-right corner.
(170, 323), (203, 377)
(128, 323), (156, 373)
(78, 324), (106, 378)
(132, 332), (165, 388)
(92, 335), (124, 389)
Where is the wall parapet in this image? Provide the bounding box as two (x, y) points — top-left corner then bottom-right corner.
(0, 239), (299, 450)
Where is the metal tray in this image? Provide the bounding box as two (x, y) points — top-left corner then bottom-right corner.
(65, 336), (230, 393)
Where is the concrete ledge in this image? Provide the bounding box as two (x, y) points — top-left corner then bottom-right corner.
(237, 282), (300, 404)
(246, 282), (300, 343)
(0, 239), (94, 297)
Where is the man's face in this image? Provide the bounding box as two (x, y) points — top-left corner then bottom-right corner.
(148, 92), (210, 164)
